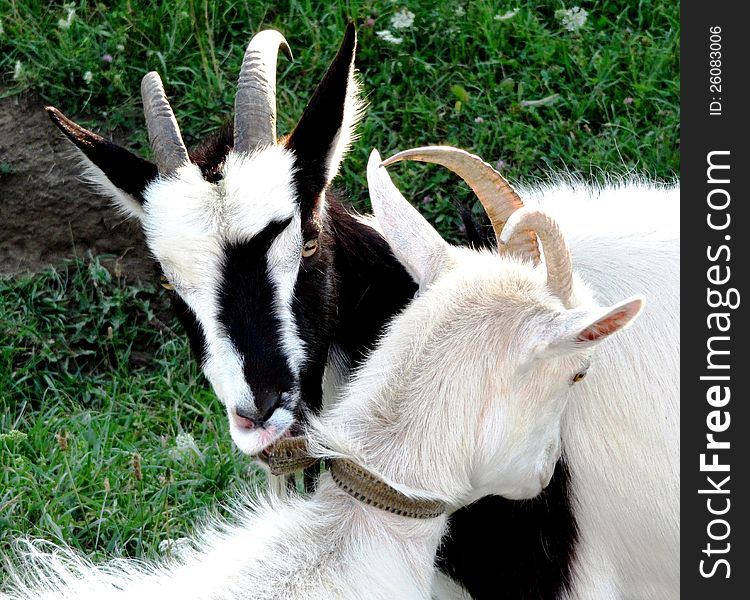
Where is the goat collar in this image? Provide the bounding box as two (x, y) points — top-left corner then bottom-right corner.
(266, 437), (446, 519)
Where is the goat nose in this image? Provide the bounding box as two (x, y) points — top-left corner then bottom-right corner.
(233, 406), (256, 430)
(254, 388), (284, 425)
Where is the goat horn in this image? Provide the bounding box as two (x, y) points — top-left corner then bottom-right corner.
(141, 72), (189, 175)
(381, 146), (540, 264)
(499, 208), (574, 308)
(235, 29), (293, 153)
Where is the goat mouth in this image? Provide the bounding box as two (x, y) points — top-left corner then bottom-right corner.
(257, 421), (303, 464)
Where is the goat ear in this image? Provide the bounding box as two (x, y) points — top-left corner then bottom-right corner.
(367, 149), (451, 288)
(545, 296), (645, 355)
(286, 22), (362, 207)
(46, 106), (158, 220)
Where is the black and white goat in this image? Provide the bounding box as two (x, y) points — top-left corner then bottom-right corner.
(0, 150), (645, 600)
(46, 25), (415, 458)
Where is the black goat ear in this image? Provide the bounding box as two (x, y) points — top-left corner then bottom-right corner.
(46, 106), (158, 220)
(286, 22), (362, 207)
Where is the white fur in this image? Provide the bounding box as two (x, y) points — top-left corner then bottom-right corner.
(507, 179), (680, 598)
(321, 344), (350, 410)
(367, 151), (680, 599)
(321, 71), (365, 186)
(2, 214), (601, 599)
(533, 185), (680, 600)
(265, 215), (306, 374)
(72, 149), (145, 220)
(1, 480), (446, 600)
(430, 573), (473, 600)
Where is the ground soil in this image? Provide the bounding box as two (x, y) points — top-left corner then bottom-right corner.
(0, 91), (153, 281)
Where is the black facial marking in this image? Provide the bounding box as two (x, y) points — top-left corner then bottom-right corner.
(288, 193), (419, 420)
(290, 223), (338, 416)
(46, 106), (158, 203)
(437, 460), (578, 599)
(217, 218), (296, 417)
(170, 294), (208, 366)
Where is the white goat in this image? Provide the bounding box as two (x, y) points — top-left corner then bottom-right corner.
(377, 147), (679, 599)
(520, 179), (679, 600)
(0, 149), (644, 600)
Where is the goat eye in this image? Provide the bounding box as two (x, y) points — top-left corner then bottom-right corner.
(302, 238), (319, 258)
(571, 371), (587, 384)
(159, 275), (174, 291)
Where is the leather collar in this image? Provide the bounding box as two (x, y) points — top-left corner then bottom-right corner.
(266, 437), (446, 519)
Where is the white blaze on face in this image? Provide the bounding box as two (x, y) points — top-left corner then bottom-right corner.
(266, 219), (307, 373)
(141, 147), (307, 455)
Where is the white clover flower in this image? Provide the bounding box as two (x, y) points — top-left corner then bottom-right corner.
(455, 6), (466, 17)
(495, 9), (519, 21)
(390, 9), (415, 30)
(13, 60), (23, 81)
(57, 4), (76, 29)
(83, 70), (93, 84)
(171, 431), (204, 462)
(376, 30), (403, 45)
(176, 431), (197, 452)
(555, 7), (588, 32)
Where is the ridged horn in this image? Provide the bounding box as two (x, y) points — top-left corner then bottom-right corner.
(381, 146), (540, 264)
(499, 208), (574, 308)
(235, 29), (293, 153)
(141, 72), (189, 175)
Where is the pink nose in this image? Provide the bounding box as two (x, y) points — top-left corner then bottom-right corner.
(233, 408), (256, 430)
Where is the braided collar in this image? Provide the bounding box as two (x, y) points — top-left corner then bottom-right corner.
(264, 437), (446, 520)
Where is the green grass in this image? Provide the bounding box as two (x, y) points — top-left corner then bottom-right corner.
(0, 257), (260, 565)
(1, 0), (679, 237)
(0, 0), (679, 568)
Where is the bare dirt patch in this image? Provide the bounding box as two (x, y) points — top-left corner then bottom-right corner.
(0, 91), (153, 281)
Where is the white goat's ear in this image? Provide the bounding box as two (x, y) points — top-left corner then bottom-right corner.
(47, 107), (157, 221)
(544, 296), (645, 356)
(367, 149), (451, 288)
(574, 296), (645, 344)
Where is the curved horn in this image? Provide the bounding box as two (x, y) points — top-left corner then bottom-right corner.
(141, 72), (189, 175)
(381, 146), (540, 264)
(499, 208), (574, 308)
(235, 30), (293, 153)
